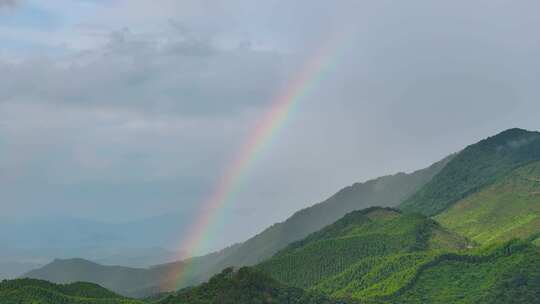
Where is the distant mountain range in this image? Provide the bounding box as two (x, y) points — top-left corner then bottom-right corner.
(0, 261), (41, 281)
(16, 128), (540, 303)
(23, 243), (241, 298)
(0, 211), (195, 280)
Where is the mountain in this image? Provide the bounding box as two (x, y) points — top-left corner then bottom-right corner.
(257, 207), (469, 289)
(23, 258), (165, 298)
(17, 128), (540, 303)
(401, 128), (540, 216)
(0, 278), (143, 304)
(24, 157), (450, 295)
(435, 160), (540, 245)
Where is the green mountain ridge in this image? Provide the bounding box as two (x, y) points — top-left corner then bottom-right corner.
(401, 128), (540, 216)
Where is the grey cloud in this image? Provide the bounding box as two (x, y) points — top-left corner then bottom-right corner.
(0, 25), (290, 117)
(0, 0), (17, 8)
(2, 0), (540, 253)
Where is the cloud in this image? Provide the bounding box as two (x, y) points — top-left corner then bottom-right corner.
(0, 23), (291, 117)
(2, 0), (540, 253)
(0, 0), (17, 8)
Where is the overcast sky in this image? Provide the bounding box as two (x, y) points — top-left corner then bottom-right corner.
(2, 0), (540, 250)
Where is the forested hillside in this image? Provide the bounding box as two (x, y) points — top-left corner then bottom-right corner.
(159, 267), (350, 304)
(436, 160), (540, 245)
(401, 128), (540, 216)
(257, 207), (469, 289)
(310, 240), (540, 303)
(0, 278), (143, 304)
(165, 216), (540, 304)
(386, 240), (540, 303)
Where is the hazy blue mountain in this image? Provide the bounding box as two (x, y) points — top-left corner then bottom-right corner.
(24, 258), (166, 298)
(0, 260), (41, 280)
(0, 211), (195, 281)
(23, 243), (242, 298)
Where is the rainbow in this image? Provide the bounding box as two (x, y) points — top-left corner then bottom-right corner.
(165, 32), (349, 289)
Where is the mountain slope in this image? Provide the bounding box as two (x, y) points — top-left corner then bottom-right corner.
(0, 278), (143, 304)
(257, 207), (469, 289)
(401, 128), (540, 216)
(214, 156), (452, 270)
(163, 192), (540, 304)
(435, 160), (540, 245)
(387, 240), (540, 304)
(159, 267), (349, 304)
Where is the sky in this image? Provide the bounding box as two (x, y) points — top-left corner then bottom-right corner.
(1, 0), (540, 252)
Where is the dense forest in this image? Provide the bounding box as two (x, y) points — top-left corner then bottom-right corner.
(159, 240), (540, 304)
(159, 267), (351, 304)
(257, 207), (468, 289)
(0, 279), (144, 304)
